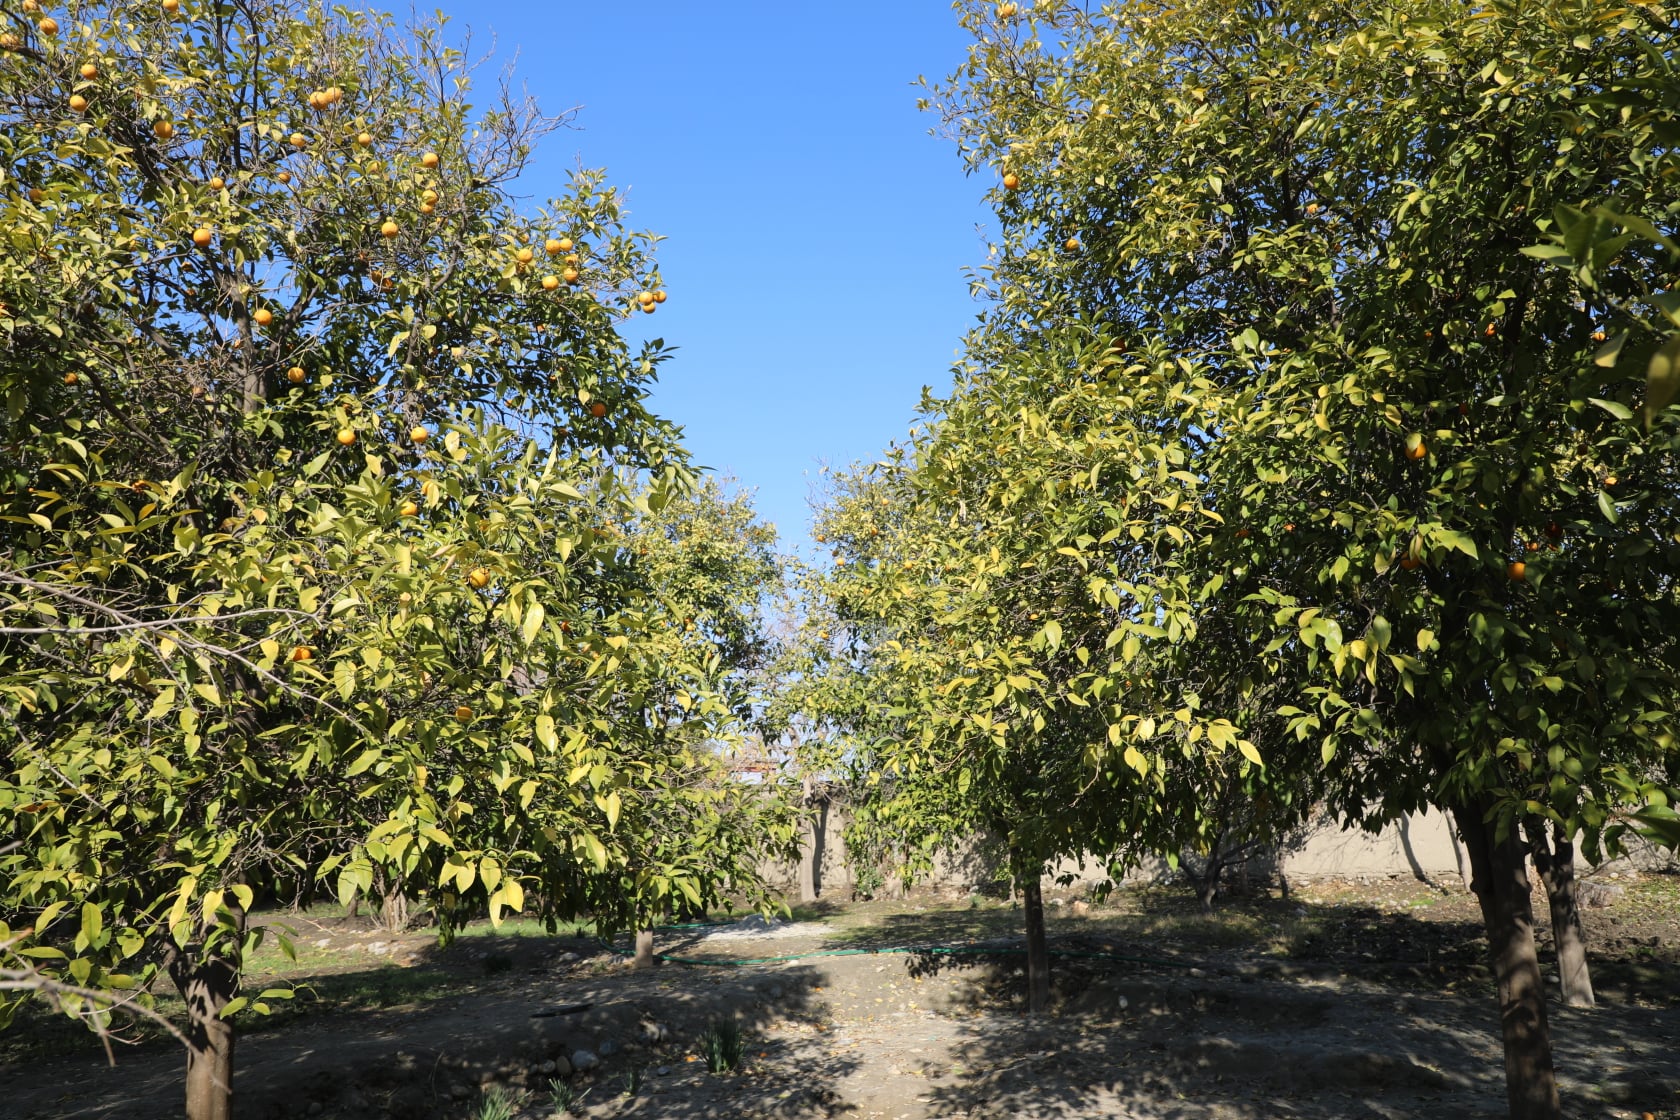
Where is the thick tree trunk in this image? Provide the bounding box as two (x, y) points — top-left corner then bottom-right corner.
(169, 936), (242, 1120)
(1454, 803), (1562, 1120)
(633, 928), (655, 969)
(1021, 874), (1050, 1014)
(1525, 818), (1594, 1008)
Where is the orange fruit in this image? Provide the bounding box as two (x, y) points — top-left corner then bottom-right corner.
(208, 175), (224, 190)
(653, 290), (667, 303)
(1306, 202), (1320, 215)
(69, 94), (88, 113)
(1065, 237), (1080, 251)
(1406, 438), (1427, 461)
(380, 219), (399, 238)
(454, 705), (473, 723)
(336, 429), (356, 446)
(0, 33), (21, 50)
(421, 151), (439, 168)
(467, 567), (491, 589)
(63, 372), (78, 386)
(1507, 561), (1526, 582)
(1399, 554), (1422, 570)
(290, 646), (312, 662)
(38, 16), (58, 35)
(409, 425), (428, 444)
(1525, 540), (1540, 552)
(192, 227), (213, 248)
(326, 86), (343, 104)
(356, 131), (374, 147)
(544, 237), (565, 255)
(399, 500), (419, 517)
(541, 275), (559, 291)
(638, 301), (655, 314)
(252, 307), (273, 326)
(162, 0), (180, 11)
(589, 401), (607, 419)
(1485, 323), (1497, 337)
(308, 90), (326, 110)
(277, 170), (292, 184)
(289, 132), (307, 148)
(419, 201), (435, 215)
(286, 366), (306, 383)
(562, 266), (580, 284)
(1592, 329), (1607, 342)
(1235, 528), (1250, 539)
(79, 62), (98, 79)
(420, 189), (438, 204)
(1002, 172), (1021, 190)
(515, 246), (534, 264)
(636, 290), (655, 304)
(153, 120), (175, 139)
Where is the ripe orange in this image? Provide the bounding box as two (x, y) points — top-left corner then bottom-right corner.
(38, 16), (58, 35)
(290, 646), (312, 662)
(20, 0), (35, 12)
(1507, 560), (1526, 582)
(636, 290), (655, 305)
(1485, 323), (1497, 337)
(154, 120), (175, 139)
(27, 188), (43, 202)
(192, 227), (213, 248)
(421, 151), (439, 168)
(252, 307), (273, 326)
(289, 132), (307, 148)
(80, 62), (98, 79)
(1525, 540), (1540, 552)
(326, 86), (343, 104)
(419, 201), (435, 215)
(0, 33), (21, 50)
(638, 302), (655, 314)
(63, 372), (78, 385)
(286, 366), (306, 383)
(1306, 202), (1320, 215)
(162, 0), (180, 11)
(1282, 522), (1295, 532)
(562, 266), (580, 284)
(467, 567), (491, 589)
(544, 237), (564, 255)
(454, 705), (473, 723)
(653, 289), (667, 303)
(409, 425), (428, 444)
(515, 246), (534, 264)
(356, 131), (373, 147)
(589, 401), (607, 418)
(380, 219), (399, 238)
(208, 175), (224, 189)
(1234, 528), (1250, 539)
(420, 189), (438, 204)
(308, 90), (326, 110)
(1399, 554), (1422, 570)
(399, 500), (419, 517)
(336, 429), (356, 446)
(1406, 438), (1427, 461)
(541, 274), (559, 291)
(1002, 172), (1021, 190)
(69, 94), (88, 113)
(1065, 237), (1080, 251)
(1604, 474), (1618, 487)
(277, 170), (292, 184)
(1591, 329), (1607, 342)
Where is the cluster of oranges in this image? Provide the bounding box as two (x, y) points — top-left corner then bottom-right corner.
(635, 289), (667, 314)
(306, 86), (345, 111)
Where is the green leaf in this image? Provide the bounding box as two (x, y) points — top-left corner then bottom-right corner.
(1588, 397), (1634, 422)
(1645, 334), (1680, 425)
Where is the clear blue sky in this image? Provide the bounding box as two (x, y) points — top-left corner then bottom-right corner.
(467, 1), (991, 553)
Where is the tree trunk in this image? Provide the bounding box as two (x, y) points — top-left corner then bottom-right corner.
(633, 928), (655, 969)
(1454, 802), (1562, 1120)
(1525, 818), (1594, 1008)
(1021, 874), (1050, 1014)
(169, 933), (242, 1120)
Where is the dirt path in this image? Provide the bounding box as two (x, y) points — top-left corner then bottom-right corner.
(6, 899), (1679, 1120)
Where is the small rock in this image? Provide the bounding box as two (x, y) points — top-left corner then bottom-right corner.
(656, 1066), (672, 1077)
(312, 937), (331, 949)
(769, 985), (785, 999)
(551, 1056), (573, 1078)
(1071, 900), (1091, 917)
(537, 1060), (557, 1076)
(449, 1083), (473, 1101)
(599, 1039), (619, 1057)
(571, 1049), (599, 1072)
(1117, 995), (1129, 1011)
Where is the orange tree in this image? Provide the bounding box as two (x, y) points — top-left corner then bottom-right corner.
(918, 1), (1680, 1117)
(0, 2), (792, 1117)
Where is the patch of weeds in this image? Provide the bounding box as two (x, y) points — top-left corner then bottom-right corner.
(621, 1065), (644, 1097)
(699, 1017), (744, 1073)
(548, 1077), (587, 1116)
(475, 1086), (519, 1120)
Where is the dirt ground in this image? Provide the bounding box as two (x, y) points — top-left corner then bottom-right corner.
(4, 874), (1678, 1120)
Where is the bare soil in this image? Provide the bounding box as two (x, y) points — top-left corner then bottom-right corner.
(4, 874), (1678, 1120)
